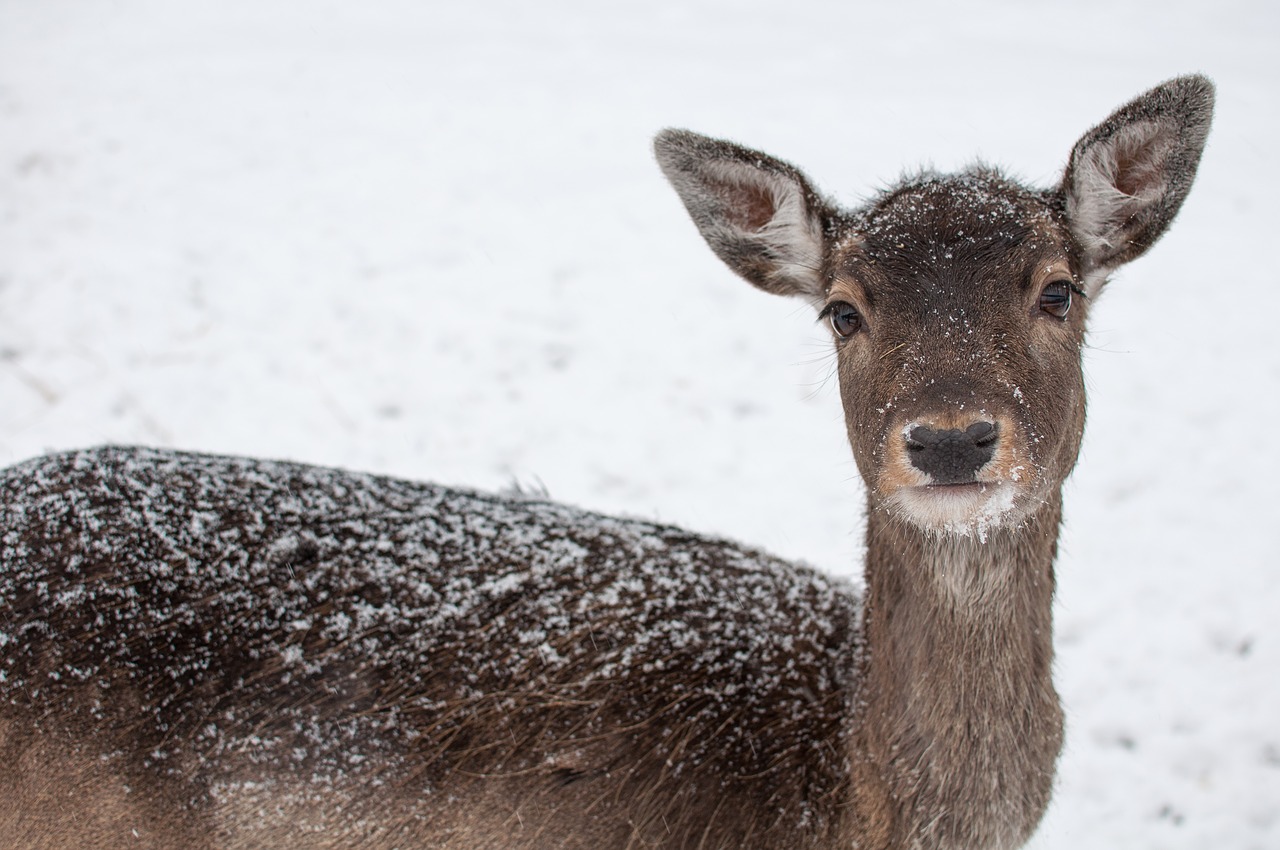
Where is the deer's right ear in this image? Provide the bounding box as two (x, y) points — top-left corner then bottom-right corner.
(1061, 74), (1214, 279)
(654, 129), (833, 299)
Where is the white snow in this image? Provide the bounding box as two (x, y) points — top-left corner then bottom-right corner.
(1, 1), (1277, 847)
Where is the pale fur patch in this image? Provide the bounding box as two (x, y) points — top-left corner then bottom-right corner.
(758, 184), (824, 286)
(923, 532), (1017, 607)
(888, 482), (1018, 542)
(703, 160), (825, 291)
(1067, 119), (1173, 267)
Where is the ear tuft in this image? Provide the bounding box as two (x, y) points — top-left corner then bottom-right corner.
(1062, 75), (1215, 273)
(654, 129), (833, 298)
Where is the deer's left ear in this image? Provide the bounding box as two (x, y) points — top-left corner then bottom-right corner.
(1062, 74), (1214, 279)
(654, 129), (835, 300)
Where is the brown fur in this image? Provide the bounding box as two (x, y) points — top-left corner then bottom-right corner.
(0, 77), (1213, 848)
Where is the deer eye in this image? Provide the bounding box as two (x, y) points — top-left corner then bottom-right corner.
(821, 301), (863, 339)
(1038, 281), (1074, 319)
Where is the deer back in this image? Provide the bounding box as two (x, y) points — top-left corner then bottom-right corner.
(0, 446), (860, 848)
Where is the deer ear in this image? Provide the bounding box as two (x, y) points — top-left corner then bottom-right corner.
(654, 129), (833, 299)
(1062, 74), (1214, 276)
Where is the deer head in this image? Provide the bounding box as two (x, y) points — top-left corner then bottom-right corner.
(655, 76), (1213, 538)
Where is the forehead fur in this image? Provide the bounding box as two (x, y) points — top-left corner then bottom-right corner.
(840, 167), (1068, 290)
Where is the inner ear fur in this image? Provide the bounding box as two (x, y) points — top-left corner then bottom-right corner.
(1062, 74), (1215, 273)
(654, 129), (834, 299)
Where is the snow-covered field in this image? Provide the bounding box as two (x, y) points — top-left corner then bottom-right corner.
(1, 1), (1276, 846)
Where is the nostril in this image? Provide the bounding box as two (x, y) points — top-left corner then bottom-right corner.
(907, 426), (938, 451)
(967, 421), (998, 446)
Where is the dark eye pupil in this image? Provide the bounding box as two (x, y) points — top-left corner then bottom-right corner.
(828, 302), (862, 337)
(1040, 282), (1072, 318)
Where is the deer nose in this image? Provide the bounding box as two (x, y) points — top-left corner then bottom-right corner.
(906, 421), (998, 484)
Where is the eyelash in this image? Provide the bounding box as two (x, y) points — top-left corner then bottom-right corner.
(818, 301), (863, 338)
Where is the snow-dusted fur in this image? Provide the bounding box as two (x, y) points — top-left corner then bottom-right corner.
(0, 76), (1213, 849)
(0, 447), (858, 847)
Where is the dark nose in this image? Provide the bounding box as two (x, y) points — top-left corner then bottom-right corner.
(906, 421), (998, 484)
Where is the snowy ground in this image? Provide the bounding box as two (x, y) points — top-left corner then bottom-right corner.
(1, 1), (1277, 846)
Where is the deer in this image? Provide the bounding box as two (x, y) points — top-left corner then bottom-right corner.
(0, 75), (1213, 849)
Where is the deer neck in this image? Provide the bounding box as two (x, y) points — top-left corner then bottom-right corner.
(851, 497), (1064, 850)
